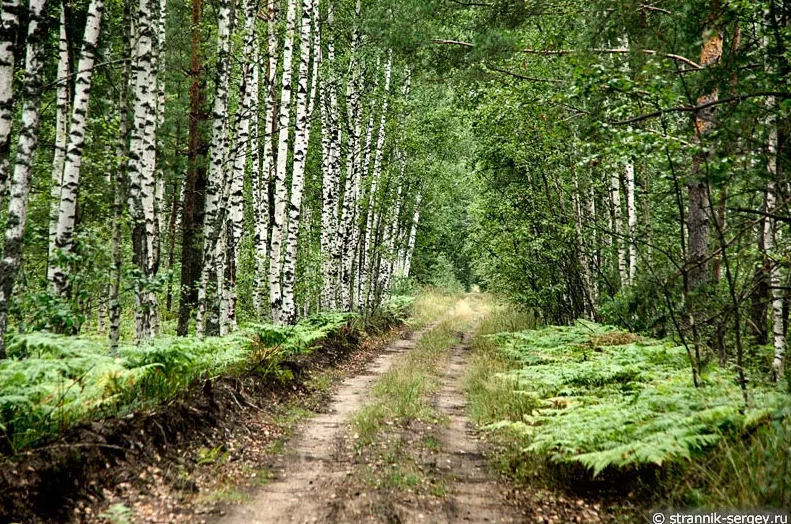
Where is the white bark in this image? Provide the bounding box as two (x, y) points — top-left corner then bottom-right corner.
(281, 0), (318, 324)
(0, 0), (48, 355)
(196, 0), (232, 336)
(402, 191), (422, 280)
(253, 0), (279, 318)
(320, 3), (342, 310)
(50, 0), (106, 297)
(766, 94), (785, 379)
(625, 160), (637, 285)
(611, 170), (626, 287)
(220, 0), (258, 334)
(361, 54), (393, 308)
(48, 5), (70, 266)
(127, 0), (162, 342)
(154, 0), (167, 245)
(268, 0), (299, 323)
(0, 0), (19, 208)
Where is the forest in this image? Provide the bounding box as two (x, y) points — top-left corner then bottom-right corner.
(0, 0), (790, 522)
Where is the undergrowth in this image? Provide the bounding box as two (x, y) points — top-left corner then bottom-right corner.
(0, 312), (357, 454)
(466, 303), (790, 508)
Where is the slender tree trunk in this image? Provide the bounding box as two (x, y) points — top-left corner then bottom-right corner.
(766, 94), (785, 379)
(320, 2), (341, 310)
(220, 0), (259, 334)
(196, 0), (231, 336)
(154, 0), (167, 247)
(50, 0), (106, 297)
(253, 0), (279, 318)
(0, 0), (49, 357)
(48, 5), (70, 271)
(176, 0), (207, 336)
(625, 160), (637, 285)
(0, 0), (20, 209)
(127, 0), (162, 342)
(281, 0), (319, 324)
(268, 0), (298, 324)
(402, 191), (422, 280)
(687, 12), (722, 291)
(611, 170), (626, 287)
(109, 0), (134, 351)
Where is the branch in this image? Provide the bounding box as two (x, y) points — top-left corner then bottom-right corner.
(522, 47), (702, 70)
(432, 39), (475, 48)
(640, 4), (672, 14)
(612, 92), (791, 125)
(485, 65), (562, 84)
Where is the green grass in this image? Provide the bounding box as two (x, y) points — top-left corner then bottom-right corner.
(353, 315), (466, 444)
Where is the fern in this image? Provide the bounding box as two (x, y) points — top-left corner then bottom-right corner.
(481, 322), (784, 476)
(0, 312), (354, 454)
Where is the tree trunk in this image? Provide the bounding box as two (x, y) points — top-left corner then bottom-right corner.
(320, 2), (341, 310)
(196, 0), (231, 336)
(0, 0), (49, 357)
(252, 0), (279, 318)
(611, 170), (626, 287)
(176, 0), (207, 336)
(268, 0), (298, 324)
(50, 0), (106, 298)
(0, 0), (20, 209)
(402, 191), (422, 280)
(48, 4), (70, 272)
(109, 0), (134, 352)
(625, 160), (637, 285)
(687, 13), (722, 291)
(127, 0), (163, 342)
(281, 0), (319, 324)
(219, 0), (259, 334)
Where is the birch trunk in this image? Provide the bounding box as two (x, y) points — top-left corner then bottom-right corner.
(48, 5), (70, 267)
(268, 0), (299, 323)
(766, 94), (785, 379)
(153, 0), (167, 255)
(281, 0), (318, 324)
(625, 160), (637, 285)
(0, 0), (19, 208)
(320, 3), (341, 310)
(50, 0), (106, 297)
(127, 0), (162, 342)
(402, 191), (422, 280)
(611, 171), (626, 287)
(219, 0), (258, 334)
(0, 0), (48, 357)
(109, 0), (134, 351)
(196, 0), (231, 336)
(253, 0), (279, 318)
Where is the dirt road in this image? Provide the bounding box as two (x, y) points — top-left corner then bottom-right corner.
(213, 299), (521, 524)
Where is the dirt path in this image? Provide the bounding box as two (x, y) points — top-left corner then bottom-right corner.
(212, 300), (522, 524)
(428, 333), (519, 523)
(213, 325), (436, 524)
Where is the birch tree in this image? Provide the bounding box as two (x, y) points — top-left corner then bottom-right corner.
(196, 0), (231, 336)
(268, 0), (298, 323)
(0, 0), (19, 208)
(50, 0), (106, 297)
(48, 6), (70, 264)
(219, 0), (259, 334)
(127, 0), (163, 341)
(281, 0), (319, 324)
(252, 0), (280, 317)
(0, 0), (49, 357)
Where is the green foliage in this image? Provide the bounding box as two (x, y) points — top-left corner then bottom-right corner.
(479, 322), (783, 477)
(0, 313), (353, 454)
